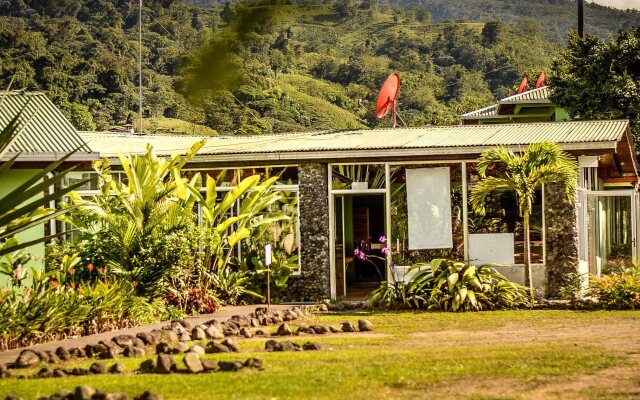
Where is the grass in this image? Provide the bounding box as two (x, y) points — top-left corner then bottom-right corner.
(1, 310), (639, 399)
(143, 117), (218, 136)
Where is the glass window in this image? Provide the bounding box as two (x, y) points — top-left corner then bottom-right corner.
(240, 166), (298, 185)
(467, 163), (544, 265)
(390, 164), (464, 265)
(332, 164), (386, 190)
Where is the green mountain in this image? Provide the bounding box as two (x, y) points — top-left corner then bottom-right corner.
(0, 0), (632, 135)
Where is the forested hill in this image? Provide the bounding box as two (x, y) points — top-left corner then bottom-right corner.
(188, 0), (640, 42)
(0, 0), (633, 135)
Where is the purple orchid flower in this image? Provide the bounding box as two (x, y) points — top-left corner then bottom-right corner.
(378, 235), (387, 244)
(381, 247), (390, 256)
(353, 248), (366, 260)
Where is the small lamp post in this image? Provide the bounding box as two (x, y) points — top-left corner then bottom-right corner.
(265, 244), (272, 312)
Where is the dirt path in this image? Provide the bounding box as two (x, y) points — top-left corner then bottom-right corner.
(0, 304), (290, 365)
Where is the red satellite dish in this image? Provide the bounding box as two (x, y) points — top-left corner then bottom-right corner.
(376, 72), (401, 128)
(517, 77), (529, 94)
(534, 72), (546, 88)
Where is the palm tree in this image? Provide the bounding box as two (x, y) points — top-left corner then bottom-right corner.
(469, 142), (578, 300)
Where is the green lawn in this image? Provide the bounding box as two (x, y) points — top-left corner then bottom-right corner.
(1, 310), (639, 399)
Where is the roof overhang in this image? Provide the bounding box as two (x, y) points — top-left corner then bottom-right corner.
(1, 151), (101, 163)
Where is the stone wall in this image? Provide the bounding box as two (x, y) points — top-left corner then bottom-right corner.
(283, 163), (331, 301)
(545, 183), (579, 298)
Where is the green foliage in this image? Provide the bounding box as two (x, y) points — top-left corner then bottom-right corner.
(0, 96), (85, 258)
(558, 272), (586, 303)
(470, 142), (578, 297)
(0, 270), (162, 351)
(590, 265), (640, 310)
(367, 259), (528, 311)
(550, 28), (640, 149)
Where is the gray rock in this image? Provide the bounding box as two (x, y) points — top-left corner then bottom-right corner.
(73, 385), (95, 400)
(1, 367), (12, 379)
(205, 319), (220, 327)
(123, 345), (146, 358)
(200, 358), (218, 372)
(258, 316), (268, 326)
(93, 393), (128, 400)
(276, 323), (292, 336)
(100, 347), (119, 359)
(311, 325), (330, 334)
(155, 342), (172, 354)
(243, 357), (263, 369)
(136, 332), (156, 346)
(296, 326), (315, 335)
(206, 342), (230, 354)
(358, 319), (374, 332)
(70, 367), (90, 376)
(189, 345), (205, 355)
(160, 330), (179, 344)
(155, 354), (176, 374)
(250, 318), (260, 327)
(90, 361), (107, 374)
(15, 349), (40, 368)
(112, 335), (135, 348)
(49, 389), (71, 399)
(172, 342), (189, 354)
(36, 367), (52, 378)
(53, 368), (67, 378)
(303, 342), (323, 351)
(69, 347), (86, 358)
(254, 329), (266, 336)
(240, 327), (253, 338)
(272, 315), (283, 324)
(205, 325), (224, 339)
(139, 359), (155, 373)
(221, 338), (239, 352)
(191, 327), (207, 341)
(46, 350), (59, 363)
(341, 322), (356, 332)
(178, 332), (191, 342)
(218, 361), (244, 372)
(135, 392), (164, 400)
(183, 352), (203, 373)
(329, 326), (341, 333)
(175, 319), (192, 329)
(264, 339), (278, 351)
(170, 322), (187, 335)
(109, 362), (126, 374)
(55, 346), (71, 361)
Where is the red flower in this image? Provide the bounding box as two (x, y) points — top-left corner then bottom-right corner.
(68, 268), (75, 276)
(87, 264), (94, 272)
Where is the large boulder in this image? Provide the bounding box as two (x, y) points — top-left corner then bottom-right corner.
(89, 361), (107, 375)
(205, 325), (224, 340)
(183, 352), (203, 373)
(358, 319), (374, 332)
(15, 350), (40, 368)
(191, 327), (207, 341)
(136, 332), (156, 346)
(221, 338), (239, 352)
(205, 342), (230, 354)
(341, 322), (356, 333)
(55, 346), (71, 361)
(218, 361), (244, 372)
(155, 354), (176, 374)
(74, 386), (96, 400)
(276, 323), (292, 336)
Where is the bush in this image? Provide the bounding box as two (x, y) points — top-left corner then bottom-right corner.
(367, 259), (528, 311)
(0, 270), (163, 350)
(590, 266), (640, 310)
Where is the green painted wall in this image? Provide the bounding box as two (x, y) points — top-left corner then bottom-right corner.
(0, 169), (46, 288)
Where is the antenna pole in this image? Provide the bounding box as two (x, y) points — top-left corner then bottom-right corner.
(578, 0), (585, 39)
(138, 0), (143, 134)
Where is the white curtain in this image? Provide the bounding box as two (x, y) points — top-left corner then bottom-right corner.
(406, 167), (452, 249)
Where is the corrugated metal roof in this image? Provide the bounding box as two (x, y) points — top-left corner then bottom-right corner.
(460, 86), (552, 119)
(500, 86), (550, 103)
(0, 92), (94, 157)
(79, 120), (629, 161)
(460, 104), (499, 118)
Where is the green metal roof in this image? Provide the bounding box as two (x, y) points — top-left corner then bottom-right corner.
(79, 119), (630, 163)
(0, 92), (96, 161)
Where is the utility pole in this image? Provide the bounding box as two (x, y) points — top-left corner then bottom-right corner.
(138, 0), (143, 134)
(578, 0), (585, 39)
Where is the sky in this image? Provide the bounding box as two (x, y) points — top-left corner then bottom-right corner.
(589, 0), (639, 10)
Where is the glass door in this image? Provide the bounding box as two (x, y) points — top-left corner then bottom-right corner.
(588, 191), (637, 276)
(333, 195), (347, 299)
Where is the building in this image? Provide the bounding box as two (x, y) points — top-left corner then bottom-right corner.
(2, 91), (638, 300)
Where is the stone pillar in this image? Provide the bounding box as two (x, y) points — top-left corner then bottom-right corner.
(283, 163), (331, 301)
(545, 183), (579, 298)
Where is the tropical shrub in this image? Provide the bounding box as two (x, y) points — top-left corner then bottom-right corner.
(367, 259), (528, 311)
(0, 267), (162, 351)
(590, 266), (640, 310)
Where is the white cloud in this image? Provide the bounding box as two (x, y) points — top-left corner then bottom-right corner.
(589, 0), (639, 10)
